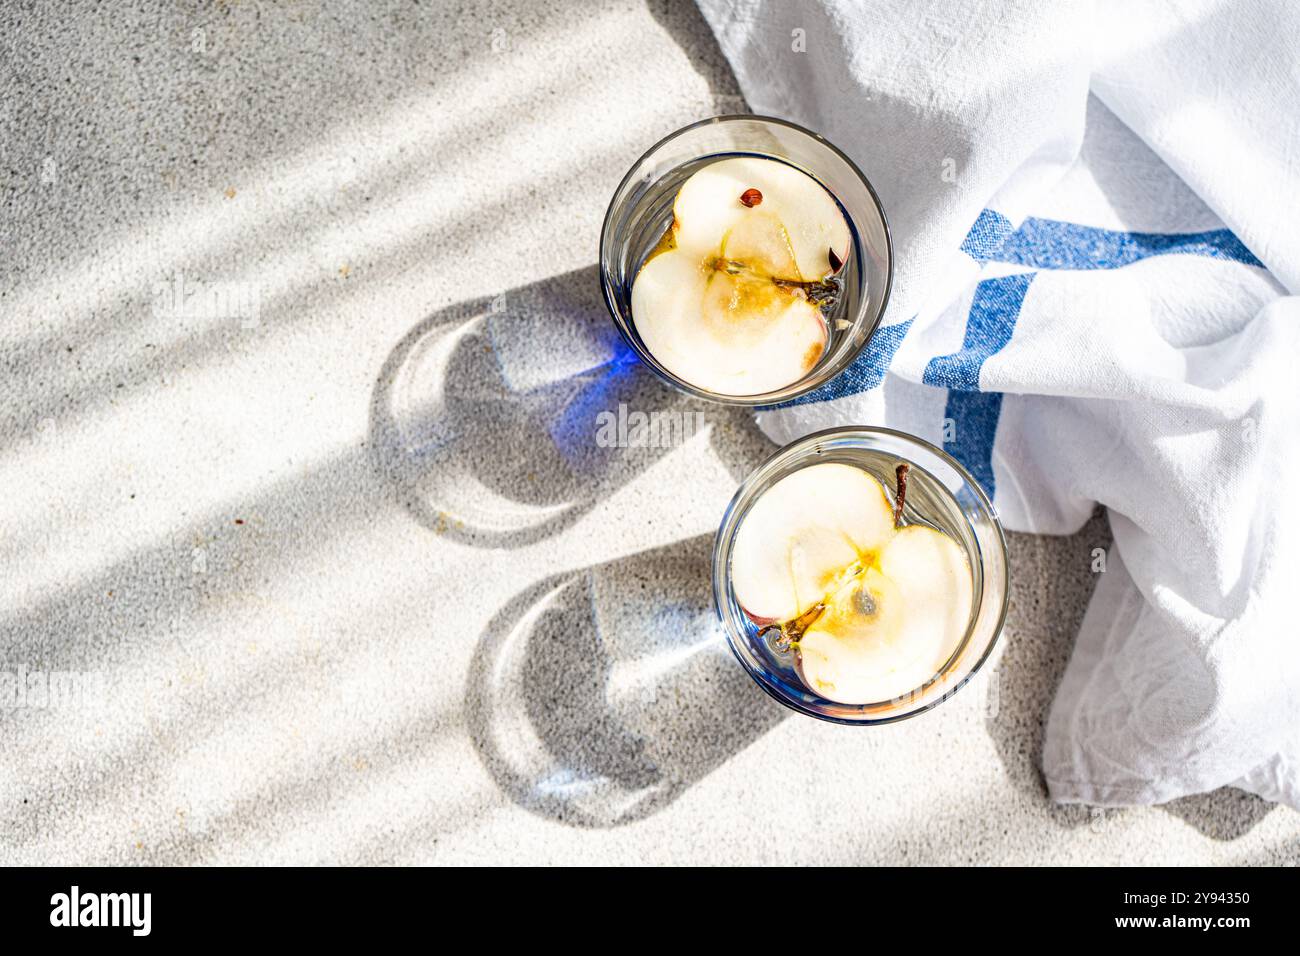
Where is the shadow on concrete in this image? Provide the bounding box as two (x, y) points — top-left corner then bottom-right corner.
(984, 510), (1110, 811)
(465, 532), (787, 827)
(1164, 786), (1276, 842)
(645, 0), (749, 114)
(369, 265), (774, 548)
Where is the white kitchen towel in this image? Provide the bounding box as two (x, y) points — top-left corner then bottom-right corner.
(695, 0), (1300, 808)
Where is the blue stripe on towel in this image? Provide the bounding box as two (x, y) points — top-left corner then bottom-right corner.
(941, 390), (1004, 496)
(776, 212), (1257, 411)
(922, 273), (1034, 390)
(923, 272), (1036, 497)
(960, 208), (1018, 261)
(965, 211), (1263, 270)
(773, 319), (914, 409)
(770, 212), (1257, 501)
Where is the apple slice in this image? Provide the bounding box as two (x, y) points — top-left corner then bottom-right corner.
(630, 155), (851, 396)
(730, 460), (974, 705)
(799, 525), (972, 704)
(632, 251), (826, 396)
(731, 463), (896, 624)
(672, 157), (851, 282)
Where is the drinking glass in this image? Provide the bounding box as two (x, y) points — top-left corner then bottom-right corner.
(600, 115), (892, 405)
(713, 426), (1009, 723)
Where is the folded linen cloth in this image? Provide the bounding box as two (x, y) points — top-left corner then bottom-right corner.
(695, 0), (1300, 808)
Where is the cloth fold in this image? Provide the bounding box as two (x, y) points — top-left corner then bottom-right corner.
(695, 0), (1300, 809)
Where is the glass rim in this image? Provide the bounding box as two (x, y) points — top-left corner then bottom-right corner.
(598, 114), (895, 407)
(711, 425), (1010, 725)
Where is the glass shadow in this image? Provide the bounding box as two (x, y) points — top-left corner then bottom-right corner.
(369, 266), (769, 547)
(465, 533), (787, 827)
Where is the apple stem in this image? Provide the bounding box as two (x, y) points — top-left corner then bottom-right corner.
(773, 276), (841, 310)
(758, 601), (826, 651)
(892, 462), (910, 528)
(709, 257), (840, 307)
(772, 276), (837, 292)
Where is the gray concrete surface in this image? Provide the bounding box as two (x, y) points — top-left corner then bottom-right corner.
(1, 0), (1296, 865)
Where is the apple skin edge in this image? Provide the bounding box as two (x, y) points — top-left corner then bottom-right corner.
(827, 244), (846, 276)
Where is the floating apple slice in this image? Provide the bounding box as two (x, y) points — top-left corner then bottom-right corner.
(672, 157), (851, 282)
(632, 251), (825, 396)
(796, 566), (905, 702)
(799, 525), (973, 704)
(731, 460), (974, 705)
(630, 156), (851, 396)
(731, 463), (896, 624)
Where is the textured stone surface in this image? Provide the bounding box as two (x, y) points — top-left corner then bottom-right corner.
(1, 0), (1295, 864)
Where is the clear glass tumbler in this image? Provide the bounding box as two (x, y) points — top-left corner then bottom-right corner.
(713, 427), (1009, 724)
(599, 115), (893, 405)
